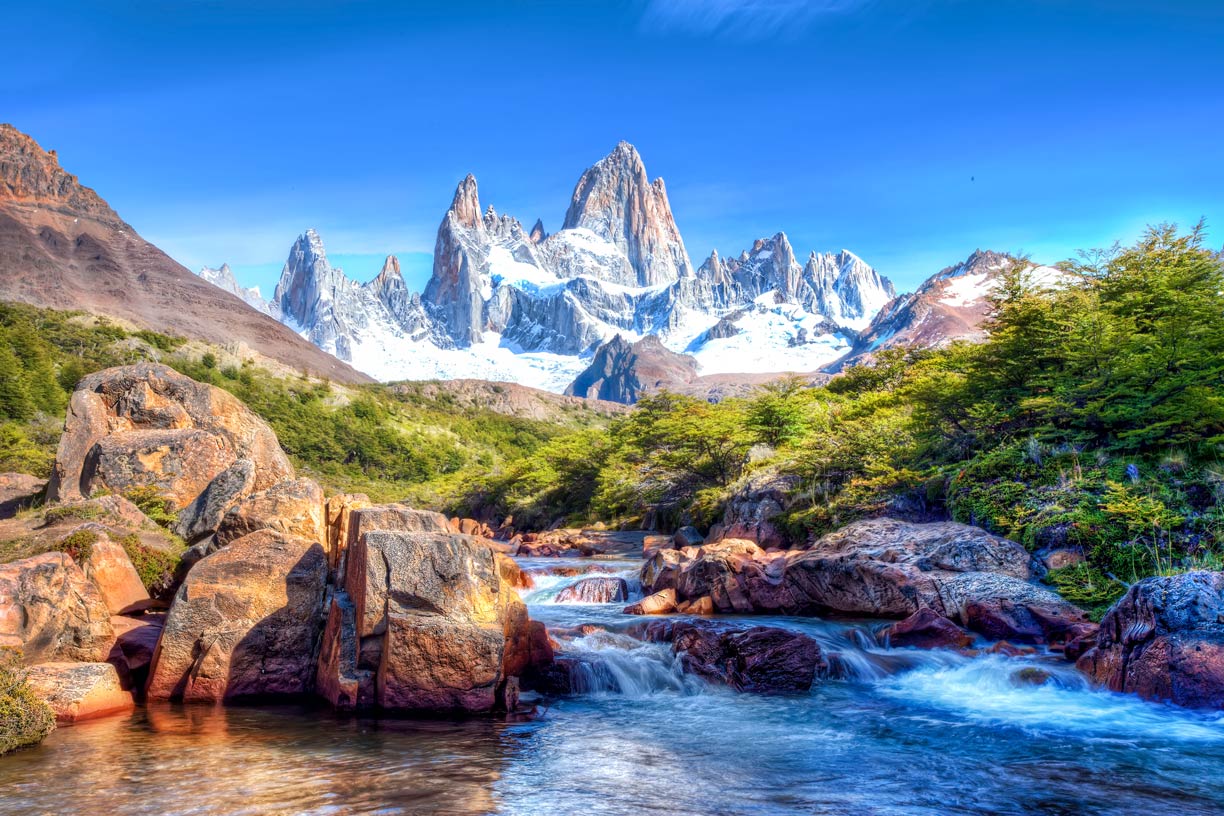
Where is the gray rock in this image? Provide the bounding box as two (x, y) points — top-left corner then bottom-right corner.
(174, 458), (255, 543)
(1078, 571), (1224, 709)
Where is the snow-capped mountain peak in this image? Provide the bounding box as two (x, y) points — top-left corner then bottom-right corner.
(225, 142), (909, 401)
(197, 263), (277, 317)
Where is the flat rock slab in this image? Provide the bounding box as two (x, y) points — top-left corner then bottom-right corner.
(25, 661), (134, 724)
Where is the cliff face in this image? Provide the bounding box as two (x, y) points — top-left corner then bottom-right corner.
(561, 141), (693, 287)
(0, 124), (370, 384)
(565, 334), (699, 403)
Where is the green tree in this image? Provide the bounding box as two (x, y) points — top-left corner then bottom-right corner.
(0, 347), (33, 421)
(746, 376), (811, 446)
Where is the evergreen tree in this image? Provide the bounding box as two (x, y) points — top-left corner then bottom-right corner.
(0, 346), (33, 421)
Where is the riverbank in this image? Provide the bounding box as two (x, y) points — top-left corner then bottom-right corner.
(4, 543), (1224, 816)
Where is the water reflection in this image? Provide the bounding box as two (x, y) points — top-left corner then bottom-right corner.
(6, 560), (1224, 815)
(1, 704), (510, 816)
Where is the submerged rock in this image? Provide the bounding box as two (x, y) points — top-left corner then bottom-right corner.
(1077, 571), (1224, 709)
(882, 608), (974, 650)
(643, 619), (826, 694)
(555, 577), (629, 603)
(623, 588), (678, 615)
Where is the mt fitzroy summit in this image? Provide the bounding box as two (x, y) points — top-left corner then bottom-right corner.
(206, 142), (896, 394)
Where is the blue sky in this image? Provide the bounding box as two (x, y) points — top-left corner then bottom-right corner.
(5, 0), (1222, 295)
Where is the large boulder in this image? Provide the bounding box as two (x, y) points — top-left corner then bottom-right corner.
(173, 459), (256, 544)
(338, 529), (543, 713)
(213, 477), (326, 549)
(642, 619), (826, 693)
(81, 429), (237, 510)
(554, 576), (629, 604)
(1077, 571), (1224, 709)
(708, 469), (800, 549)
(48, 363), (293, 507)
(145, 530), (328, 702)
(644, 518), (1087, 645)
(641, 547), (695, 595)
(24, 662), (134, 723)
(82, 529), (151, 614)
(336, 504), (451, 582)
(939, 572), (1090, 644)
(0, 553), (114, 663)
(673, 539), (768, 613)
(673, 525), (704, 549)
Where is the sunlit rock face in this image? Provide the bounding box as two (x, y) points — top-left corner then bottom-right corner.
(560, 140), (693, 287)
(336, 529), (548, 714)
(145, 530), (328, 703)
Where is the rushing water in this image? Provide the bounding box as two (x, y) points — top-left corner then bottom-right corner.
(4, 551), (1224, 815)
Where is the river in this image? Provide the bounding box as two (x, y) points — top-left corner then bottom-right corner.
(2, 552), (1223, 815)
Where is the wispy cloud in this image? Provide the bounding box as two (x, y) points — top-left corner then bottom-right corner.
(639, 0), (879, 39)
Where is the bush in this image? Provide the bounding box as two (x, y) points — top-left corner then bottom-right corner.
(117, 533), (181, 597)
(121, 486), (178, 528)
(0, 647), (55, 755)
(1045, 563), (1128, 621)
(52, 528), (97, 563)
(43, 502), (102, 525)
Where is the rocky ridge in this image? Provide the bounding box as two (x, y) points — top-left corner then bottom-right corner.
(0, 124), (368, 385)
(838, 250), (1068, 368)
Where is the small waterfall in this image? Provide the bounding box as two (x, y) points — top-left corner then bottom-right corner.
(519, 565), (643, 605)
(557, 630), (703, 697)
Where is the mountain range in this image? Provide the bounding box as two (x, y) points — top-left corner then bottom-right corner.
(0, 123), (1062, 403)
(218, 141), (914, 394)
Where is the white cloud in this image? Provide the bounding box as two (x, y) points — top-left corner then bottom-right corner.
(639, 0), (878, 38)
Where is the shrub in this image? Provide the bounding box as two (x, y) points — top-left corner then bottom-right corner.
(0, 647), (55, 755)
(117, 534), (181, 597)
(122, 486), (178, 528)
(52, 528), (97, 564)
(1045, 563), (1128, 621)
(43, 502), (103, 525)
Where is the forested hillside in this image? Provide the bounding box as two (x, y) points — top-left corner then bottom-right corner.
(468, 225), (1224, 615)
(3, 224), (1221, 616)
(0, 305), (612, 505)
